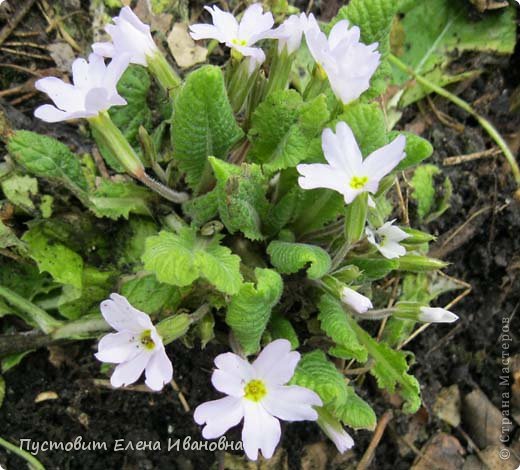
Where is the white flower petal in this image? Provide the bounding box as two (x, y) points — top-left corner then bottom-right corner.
(242, 400), (281, 461)
(317, 409), (355, 453)
(103, 53), (131, 93)
(214, 352), (256, 382)
(189, 24), (226, 42)
(362, 134), (406, 182)
(378, 241), (406, 259)
(419, 307), (459, 323)
(85, 87), (109, 113)
(95, 331), (140, 364)
(35, 76), (84, 112)
(296, 163), (348, 194)
(110, 350), (151, 388)
(34, 105), (86, 123)
(205, 5), (239, 39)
(145, 348), (173, 391)
(91, 41), (116, 59)
(211, 369), (246, 397)
(100, 293), (154, 333)
(194, 396), (244, 439)
(262, 385), (322, 421)
(238, 3), (274, 43)
(252, 339), (300, 385)
(329, 122), (363, 173)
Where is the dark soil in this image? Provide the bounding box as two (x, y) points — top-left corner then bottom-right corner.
(1, 1), (519, 469)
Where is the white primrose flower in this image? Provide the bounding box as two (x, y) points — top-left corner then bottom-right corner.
(34, 53), (129, 123)
(95, 293), (173, 392)
(92, 6), (158, 66)
(340, 286), (373, 314)
(189, 3), (274, 68)
(304, 14), (380, 104)
(297, 121), (406, 204)
(194, 339), (323, 461)
(366, 219), (409, 259)
(418, 307), (459, 323)
(267, 13), (309, 54)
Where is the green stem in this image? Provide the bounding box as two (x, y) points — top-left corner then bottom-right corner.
(0, 436), (46, 470)
(147, 51), (182, 96)
(389, 53), (520, 186)
(89, 113), (189, 203)
(0, 285), (63, 334)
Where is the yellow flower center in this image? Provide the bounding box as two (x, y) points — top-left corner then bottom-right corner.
(243, 379), (267, 402)
(350, 176), (368, 190)
(139, 330), (156, 351)
(232, 38), (248, 46)
(315, 63), (328, 81)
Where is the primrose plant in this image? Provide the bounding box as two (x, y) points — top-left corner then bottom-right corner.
(2, 0), (462, 462)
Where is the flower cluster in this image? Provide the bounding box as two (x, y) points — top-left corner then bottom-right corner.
(26, 2), (461, 463)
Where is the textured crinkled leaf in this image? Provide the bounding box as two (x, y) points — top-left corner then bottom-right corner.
(291, 350), (376, 430)
(267, 240), (331, 279)
(142, 227), (243, 294)
(121, 274), (181, 315)
(1, 175), (38, 211)
(209, 158), (269, 240)
(89, 179), (155, 220)
(226, 268), (283, 355)
(318, 294), (368, 362)
(392, 0), (516, 106)
(172, 66), (243, 191)
(409, 164), (445, 221)
(116, 217), (158, 267)
(22, 225), (84, 289)
(182, 189), (219, 226)
(7, 130), (88, 196)
(346, 317), (421, 413)
(392, 131), (433, 170)
(248, 91), (328, 172)
(338, 103), (387, 156)
(93, 66), (152, 172)
(263, 187), (299, 237)
(269, 314), (299, 349)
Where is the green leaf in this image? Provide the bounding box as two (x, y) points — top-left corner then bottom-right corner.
(267, 240), (331, 280)
(268, 314), (299, 349)
(1, 174), (38, 211)
(318, 294), (368, 362)
(57, 267), (115, 320)
(142, 227), (243, 295)
(392, 132), (433, 170)
(263, 187), (299, 237)
(92, 65), (152, 172)
(345, 317), (421, 413)
(7, 130), (88, 196)
(226, 268), (283, 355)
(409, 165), (451, 221)
(182, 190), (219, 226)
(248, 91), (328, 172)
(89, 179), (155, 220)
(338, 103), (387, 156)
(292, 350), (376, 430)
(0, 220), (23, 250)
(392, 0), (516, 106)
(172, 65), (244, 191)
(116, 217), (158, 267)
(156, 314), (191, 344)
(121, 274), (181, 315)
(209, 158), (269, 240)
(22, 225), (84, 289)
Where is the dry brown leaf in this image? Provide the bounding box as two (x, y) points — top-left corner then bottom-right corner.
(167, 23), (207, 69)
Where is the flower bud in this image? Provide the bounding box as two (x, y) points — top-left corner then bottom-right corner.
(340, 286), (373, 314)
(418, 307), (458, 323)
(317, 408), (354, 454)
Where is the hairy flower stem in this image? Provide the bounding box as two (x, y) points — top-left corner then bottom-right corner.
(389, 53), (520, 187)
(0, 436), (45, 470)
(89, 112), (188, 203)
(265, 48), (293, 97)
(0, 285), (63, 334)
(147, 51), (182, 97)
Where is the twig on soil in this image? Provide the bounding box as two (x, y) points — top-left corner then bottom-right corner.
(0, 46), (54, 61)
(443, 147), (502, 166)
(10, 90), (38, 106)
(395, 176), (409, 226)
(93, 379), (156, 393)
(92, 148), (110, 179)
(0, 0), (37, 47)
(388, 424), (439, 468)
(38, 0), (82, 52)
(426, 95), (465, 132)
(456, 426), (490, 468)
(389, 54), (520, 187)
(0, 62), (45, 76)
(357, 410), (393, 470)
(170, 379), (191, 412)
